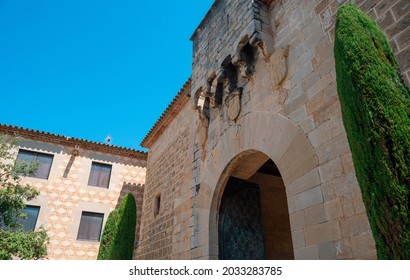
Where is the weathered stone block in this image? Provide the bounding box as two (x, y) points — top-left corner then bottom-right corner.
(375, 0), (400, 17)
(318, 242), (337, 259)
(304, 203), (327, 226)
(278, 130), (318, 186)
(316, 133), (350, 164)
(321, 181), (336, 201)
(391, 0), (410, 20)
(304, 220), (341, 246)
(340, 213), (371, 238)
(307, 73), (333, 98)
(340, 194), (355, 217)
(377, 9), (395, 29)
(324, 197), (343, 220)
(289, 210), (306, 231)
(396, 47), (410, 71)
(291, 229), (306, 249)
(386, 13), (410, 38)
(351, 189), (366, 214)
(333, 172), (359, 195)
(350, 232), (377, 259)
(396, 27), (410, 50)
(288, 185), (324, 213)
(319, 157), (343, 183)
(286, 168), (321, 198)
(294, 245), (319, 260)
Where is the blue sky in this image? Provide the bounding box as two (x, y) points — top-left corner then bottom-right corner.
(0, 0), (214, 151)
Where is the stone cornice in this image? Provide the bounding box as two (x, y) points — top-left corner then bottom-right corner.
(0, 124), (147, 160)
(140, 79), (191, 149)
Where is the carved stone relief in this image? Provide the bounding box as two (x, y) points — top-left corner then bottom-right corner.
(237, 61), (255, 79)
(270, 45), (290, 90)
(192, 87), (210, 161)
(208, 71), (224, 108)
(193, 34), (286, 159)
(251, 33), (275, 60)
(225, 88), (243, 122)
(232, 42), (256, 80)
(197, 109), (209, 161)
(191, 87), (203, 110)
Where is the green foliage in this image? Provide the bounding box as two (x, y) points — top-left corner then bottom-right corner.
(0, 134), (48, 259)
(97, 193), (137, 260)
(97, 210), (118, 260)
(334, 4), (410, 259)
(0, 136), (39, 230)
(0, 228), (48, 260)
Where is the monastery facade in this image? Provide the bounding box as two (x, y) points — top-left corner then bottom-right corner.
(1, 0), (408, 260)
(136, 0), (408, 260)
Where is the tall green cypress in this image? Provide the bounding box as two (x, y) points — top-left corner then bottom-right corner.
(97, 210), (118, 260)
(334, 4), (410, 259)
(97, 193), (137, 260)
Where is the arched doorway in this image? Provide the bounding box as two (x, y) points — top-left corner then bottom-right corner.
(217, 152), (294, 260)
(200, 111), (320, 260)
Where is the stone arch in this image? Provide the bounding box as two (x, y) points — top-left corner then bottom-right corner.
(195, 111), (320, 259)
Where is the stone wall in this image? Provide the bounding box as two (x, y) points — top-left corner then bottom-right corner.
(188, 0), (383, 259)
(139, 0), (408, 260)
(191, 0), (256, 93)
(136, 104), (194, 260)
(15, 139), (146, 260)
(315, 0), (409, 87)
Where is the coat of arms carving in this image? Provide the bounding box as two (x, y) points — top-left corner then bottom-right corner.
(225, 88), (242, 122)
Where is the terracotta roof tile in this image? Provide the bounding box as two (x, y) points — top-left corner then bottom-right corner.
(0, 123), (147, 160)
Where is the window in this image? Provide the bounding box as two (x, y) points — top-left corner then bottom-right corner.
(0, 205), (40, 231)
(88, 162), (112, 188)
(18, 205), (40, 232)
(16, 150), (53, 179)
(154, 193), (161, 217)
(77, 212), (104, 241)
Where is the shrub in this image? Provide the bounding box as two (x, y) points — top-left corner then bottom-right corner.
(334, 4), (410, 259)
(97, 193), (137, 260)
(97, 210), (118, 260)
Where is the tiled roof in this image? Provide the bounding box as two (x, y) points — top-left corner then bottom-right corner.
(0, 124), (147, 160)
(140, 78), (191, 149)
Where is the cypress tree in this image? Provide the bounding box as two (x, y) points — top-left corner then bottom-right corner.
(334, 4), (410, 259)
(97, 210), (118, 260)
(97, 193), (137, 260)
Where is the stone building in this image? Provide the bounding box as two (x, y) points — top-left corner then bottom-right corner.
(136, 0), (409, 260)
(0, 124), (146, 260)
(1, 0), (408, 260)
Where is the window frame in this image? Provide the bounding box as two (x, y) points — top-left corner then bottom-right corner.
(76, 211), (104, 242)
(18, 205), (41, 232)
(16, 149), (54, 180)
(87, 162), (112, 189)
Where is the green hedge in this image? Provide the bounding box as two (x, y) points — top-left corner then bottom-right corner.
(334, 4), (410, 259)
(97, 210), (118, 260)
(97, 193), (137, 260)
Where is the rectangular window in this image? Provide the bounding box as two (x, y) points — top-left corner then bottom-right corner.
(88, 162), (112, 188)
(77, 212), (104, 241)
(154, 194), (161, 217)
(18, 205), (40, 232)
(16, 150), (53, 179)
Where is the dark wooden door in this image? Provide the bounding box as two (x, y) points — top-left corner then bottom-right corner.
(218, 177), (266, 260)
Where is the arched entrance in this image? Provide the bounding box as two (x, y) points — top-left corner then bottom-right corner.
(195, 111), (320, 260)
(217, 151), (294, 260)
